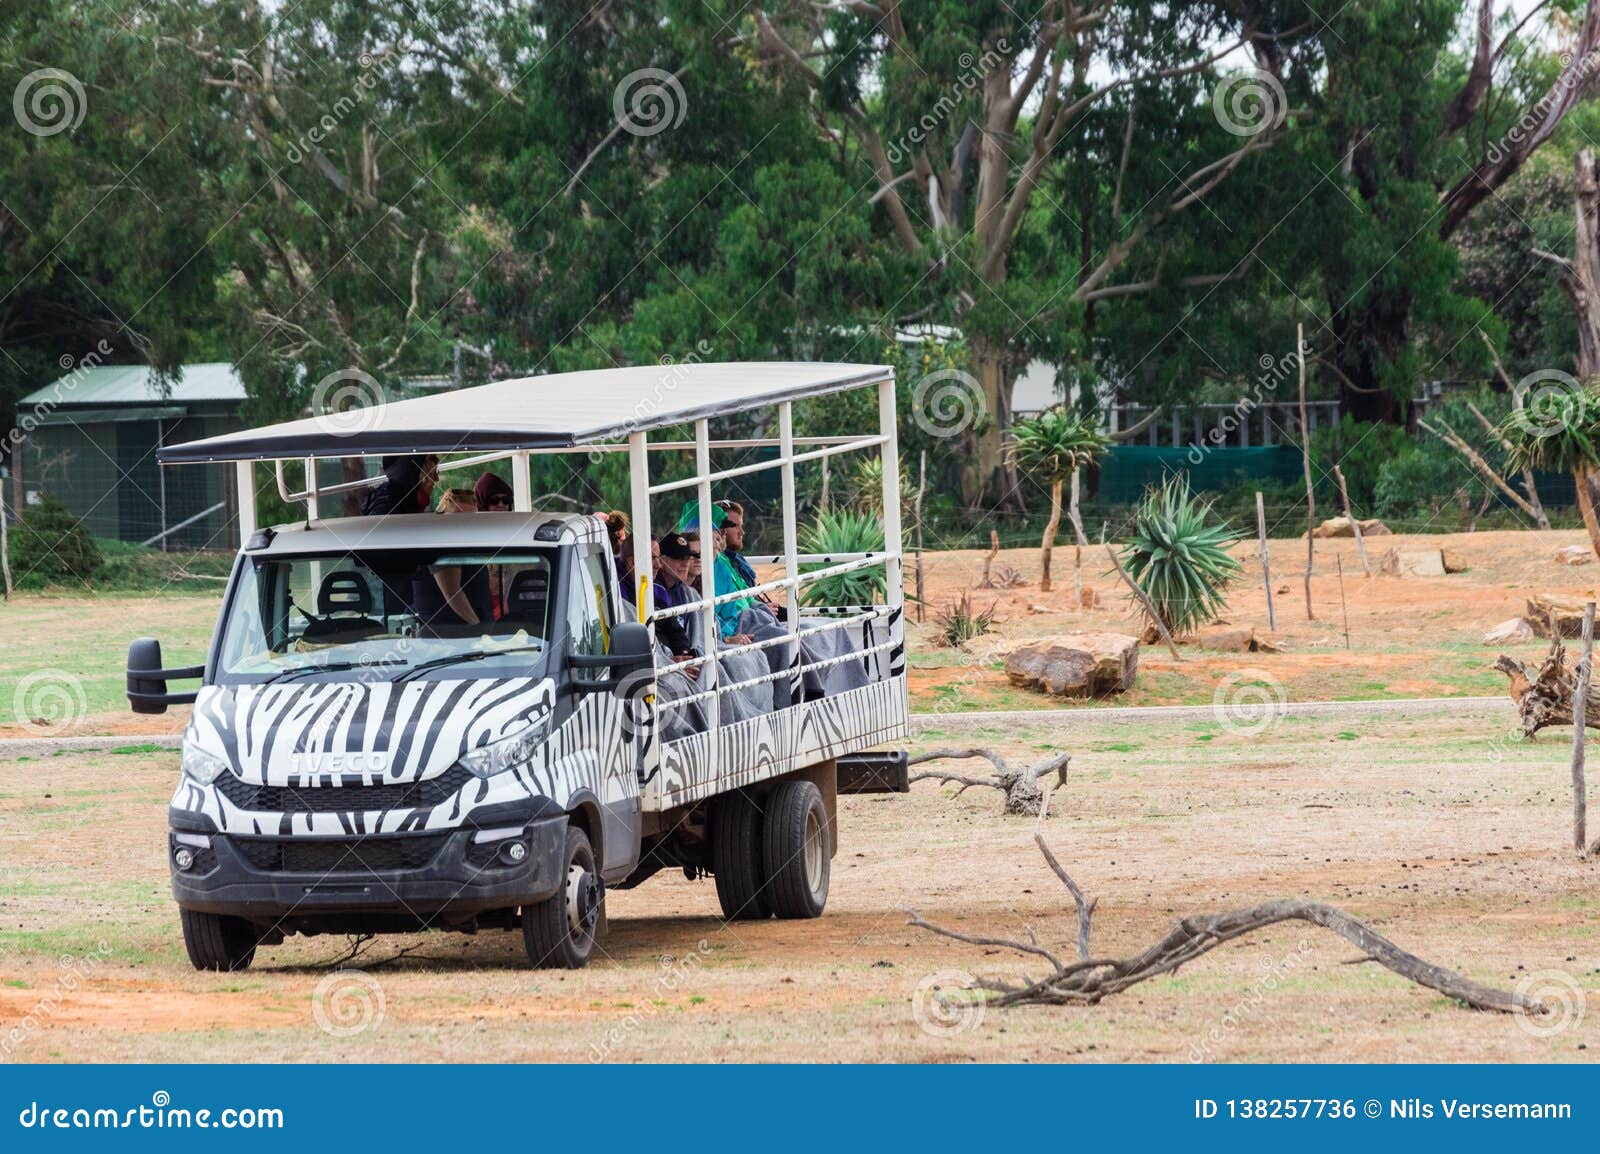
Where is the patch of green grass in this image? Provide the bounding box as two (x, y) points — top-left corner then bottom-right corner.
(1334, 731), (1359, 741)
(1091, 741), (1140, 753)
(110, 743), (168, 755)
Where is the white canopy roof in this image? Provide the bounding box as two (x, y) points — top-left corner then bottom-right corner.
(159, 361), (892, 463)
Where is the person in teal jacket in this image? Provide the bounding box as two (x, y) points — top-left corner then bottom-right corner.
(678, 499), (754, 642)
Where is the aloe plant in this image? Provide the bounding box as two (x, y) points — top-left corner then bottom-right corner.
(799, 507), (886, 606)
(1120, 476), (1240, 637)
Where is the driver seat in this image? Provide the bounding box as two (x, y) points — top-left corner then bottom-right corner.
(302, 571), (385, 641)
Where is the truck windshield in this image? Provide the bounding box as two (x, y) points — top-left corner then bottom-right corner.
(214, 548), (556, 684)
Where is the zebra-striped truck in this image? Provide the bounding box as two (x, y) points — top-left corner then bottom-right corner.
(128, 362), (911, 970)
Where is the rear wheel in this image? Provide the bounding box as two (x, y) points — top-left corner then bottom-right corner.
(711, 789), (769, 920)
(179, 908), (259, 972)
(761, 781), (829, 919)
(522, 826), (602, 969)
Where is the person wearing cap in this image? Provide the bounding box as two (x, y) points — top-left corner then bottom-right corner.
(364, 455), (439, 516)
(474, 472), (513, 512)
(652, 532), (701, 676)
(677, 499), (754, 644)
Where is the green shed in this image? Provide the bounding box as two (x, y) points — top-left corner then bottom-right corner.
(11, 362), (245, 548)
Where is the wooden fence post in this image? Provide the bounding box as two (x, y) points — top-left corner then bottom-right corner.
(1256, 490), (1275, 631)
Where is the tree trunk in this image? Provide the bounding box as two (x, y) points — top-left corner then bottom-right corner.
(1039, 476), (1062, 592)
(1575, 467), (1600, 562)
(964, 337), (1015, 507)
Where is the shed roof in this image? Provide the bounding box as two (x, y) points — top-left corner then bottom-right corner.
(20, 362), (244, 409)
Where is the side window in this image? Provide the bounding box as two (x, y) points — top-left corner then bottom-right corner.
(566, 553), (609, 679)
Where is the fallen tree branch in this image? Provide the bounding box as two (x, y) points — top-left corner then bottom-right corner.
(908, 748), (1070, 816)
(907, 838), (1541, 1015)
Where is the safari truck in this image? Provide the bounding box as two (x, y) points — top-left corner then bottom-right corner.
(127, 362), (910, 970)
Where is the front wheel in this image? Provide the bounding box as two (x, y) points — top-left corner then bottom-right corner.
(522, 826), (602, 969)
(761, 781), (830, 919)
(179, 908), (259, 972)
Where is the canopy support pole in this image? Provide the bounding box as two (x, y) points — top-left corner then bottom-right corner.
(778, 402), (803, 704)
(512, 450), (532, 512)
(629, 432), (652, 625)
(235, 461), (256, 545)
(879, 378), (903, 616)
(695, 419), (719, 781)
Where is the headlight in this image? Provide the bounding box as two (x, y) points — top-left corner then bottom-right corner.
(461, 716), (550, 779)
(181, 742), (229, 785)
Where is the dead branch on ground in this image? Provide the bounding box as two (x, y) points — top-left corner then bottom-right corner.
(906, 835), (1541, 1015)
(908, 748), (1070, 816)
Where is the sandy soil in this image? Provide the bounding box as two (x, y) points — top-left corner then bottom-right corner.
(2, 704), (1595, 1063)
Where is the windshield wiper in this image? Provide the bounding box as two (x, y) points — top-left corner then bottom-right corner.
(394, 644), (544, 684)
(261, 659), (405, 685)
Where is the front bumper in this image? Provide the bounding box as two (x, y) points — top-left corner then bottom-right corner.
(168, 806), (568, 923)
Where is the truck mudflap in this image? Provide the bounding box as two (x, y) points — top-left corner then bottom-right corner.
(167, 811), (569, 922)
(836, 750), (909, 794)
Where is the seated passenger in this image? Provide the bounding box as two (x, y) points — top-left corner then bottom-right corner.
(473, 472), (513, 512)
(603, 510), (633, 601)
(473, 473), (515, 618)
(412, 488), (492, 633)
(677, 499), (754, 645)
(652, 532), (702, 679)
(364, 455), (439, 516)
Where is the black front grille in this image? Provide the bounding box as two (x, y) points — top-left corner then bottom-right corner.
(232, 833), (451, 873)
(215, 765), (474, 813)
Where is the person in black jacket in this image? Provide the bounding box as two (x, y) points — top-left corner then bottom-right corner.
(363, 455), (439, 516)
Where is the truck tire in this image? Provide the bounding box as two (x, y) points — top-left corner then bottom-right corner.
(179, 908), (258, 972)
(712, 789), (769, 920)
(522, 826), (602, 969)
(761, 780), (829, 919)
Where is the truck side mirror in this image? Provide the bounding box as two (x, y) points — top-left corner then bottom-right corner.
(569, 621), (655, 694)
(126, 638), (204, 714)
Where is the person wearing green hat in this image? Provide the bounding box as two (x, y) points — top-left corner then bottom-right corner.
(678, 498), (754, 643)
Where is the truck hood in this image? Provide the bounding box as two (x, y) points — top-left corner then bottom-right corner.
(185, 676), (556, 786)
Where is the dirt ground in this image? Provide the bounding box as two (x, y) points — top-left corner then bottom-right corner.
(902, 527), (1600, 711)
(1, 527), (1590, 738)
(2, 704), (1595, 1063)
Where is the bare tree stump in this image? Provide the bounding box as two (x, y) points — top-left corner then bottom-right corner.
(1494, 632), (1600, 738)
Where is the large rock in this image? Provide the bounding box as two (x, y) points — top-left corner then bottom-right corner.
(1190, 625), (1281, 653)
(1378, 548), (1446, 578)
(1004, 633), (1140, 698)
(1556, 545), (1592, 566)
(1310, 515), (1391, 538)
(1482, 618), (1535, 646)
